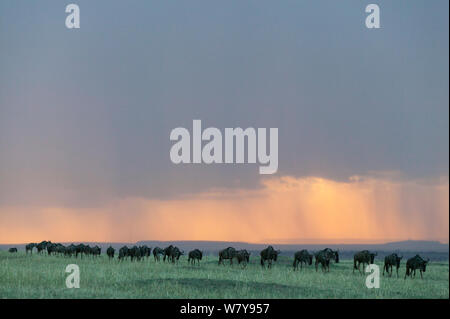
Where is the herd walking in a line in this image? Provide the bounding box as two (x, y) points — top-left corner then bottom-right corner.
(7, 241), (430, 279)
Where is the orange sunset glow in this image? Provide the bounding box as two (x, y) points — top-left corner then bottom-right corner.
(0, 174), (448, 244)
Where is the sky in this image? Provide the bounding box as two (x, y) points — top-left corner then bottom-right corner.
(0, 1), (448, 244)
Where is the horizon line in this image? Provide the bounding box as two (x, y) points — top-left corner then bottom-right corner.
(0, 238), (448, 246)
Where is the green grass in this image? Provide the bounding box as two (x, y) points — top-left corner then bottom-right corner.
(0, 252), (448, 298)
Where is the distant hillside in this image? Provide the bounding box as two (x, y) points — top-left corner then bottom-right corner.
(136, 240), (449, 253)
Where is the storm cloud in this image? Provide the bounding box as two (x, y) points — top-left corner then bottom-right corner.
(0, 1), (448, 243)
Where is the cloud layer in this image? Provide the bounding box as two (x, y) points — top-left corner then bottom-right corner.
(1, 174), (447, 244)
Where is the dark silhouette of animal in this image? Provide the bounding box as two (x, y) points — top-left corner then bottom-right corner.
(55, 244), (66, 256)
(75, 244), (86, 258)
(163, 245), (175, 262)
(92, 245), (101, 257)
(82, 245), (92, 257)
(47, 243), (57, 256)
(65, 244), (76, 257)
(170, 247), (184, 263)
(8, 248), (18, 253)
(128, 246), (142, 261)
(25, 243), (36, 255)
(383, 253), (402, 277)
(260, 246), (280, 269)
(314, 250), (331, 272)
(218, 247), (237, 265)
(139, 246), (151, 260)
(323, 248), (339, 263)
(293, 250), (313, 270)
(188, 249), (203, 265)
(404, 255), (429, 279)
(353, 250), (377, 274)
(36, 241), (51, 254)
(118, 246), (129, 261)
(106, 246), (115, 260)
(314, 248), (338, 272)
(153, 247), (164, 262)
(236, 249), (250, 267)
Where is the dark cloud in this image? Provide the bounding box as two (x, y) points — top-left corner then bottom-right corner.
(0, 0), (448, 207)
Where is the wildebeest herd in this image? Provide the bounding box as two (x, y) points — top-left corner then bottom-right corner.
(7, 241), (431, 279)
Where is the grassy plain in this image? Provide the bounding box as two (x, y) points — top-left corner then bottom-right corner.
(0, 252), (448, 298)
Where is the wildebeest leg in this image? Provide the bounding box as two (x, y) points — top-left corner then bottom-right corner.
(420, 270), (423, 279)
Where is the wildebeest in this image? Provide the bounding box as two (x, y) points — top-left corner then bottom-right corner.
(25, 243), (36, 255)
(167, 246), (183, 263)
(293, 250), (313, 270)
(139, 246), (151, 260)
(75, 244), (86, 258)
(236, 249), (250, 267)
(82, 245), (92, 257)
(65, 244), (76, 257)
(353, 250), (377, 274)
(404, 255), (429, 279)
(218, 247), (237, 265)
(56, 244), (66, 256)
(36, 241), (51, 254)
(118, 246), (129, 261)
(163, 245), (175, 262)
(175, 247), (184, 262)
(383, 253), (402, 277)
(323, 248), (339, 263)
(153, 247), (164, 262)
(43, 243), (66, 257)
(314, 248), (339, 272)
(106, 246), (115, 260)
(8, 248), (18, 253)
(260, 246), (280, 269)
(188, 249), (203, 265)
(128, 246), (142, 261)
(46, 243), (57, 256)
(92, 245), (101, 257)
